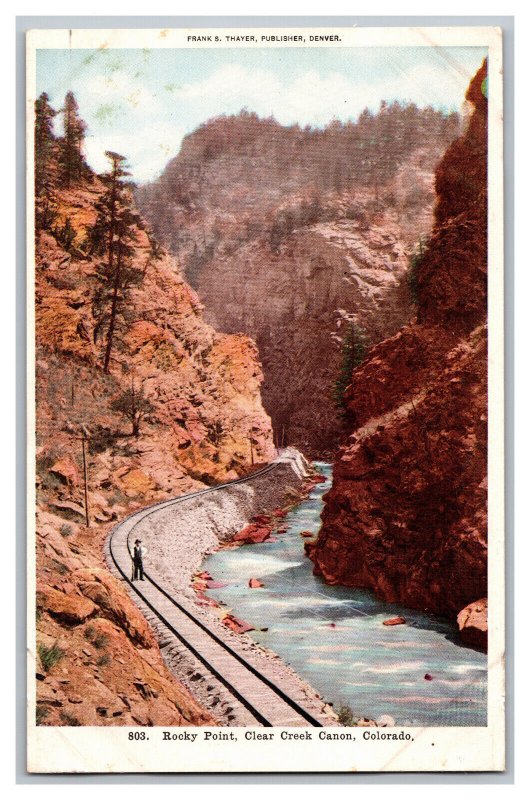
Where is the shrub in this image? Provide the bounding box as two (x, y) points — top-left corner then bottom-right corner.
(60, 524), (73, 538)
(38, 643), (64, 672)
(36, 705), (49, 725)
(333, 322), (368, 414)
(52, 560), (69, 576)
(111, 384), (155, 438)
(53, 216), (77, 251)
(337, 704), (356, 726)
(36, 199), (58, 232)
(84, 624), (96, 641)
(60, 710), (81, 726)
(96, 653), (111, 667)
(93, 633), (109, 650)
(88, 425), (118, 454)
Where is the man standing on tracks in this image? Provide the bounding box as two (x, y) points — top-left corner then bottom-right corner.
(132, 538), (146, 581)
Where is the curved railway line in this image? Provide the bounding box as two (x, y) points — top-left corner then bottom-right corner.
(107, 461), (327, 727)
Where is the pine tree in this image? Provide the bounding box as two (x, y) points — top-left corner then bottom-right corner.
(333, 323), (368, 414)
(60, 91), (87, 187)
(407, 237), (426, 306)
(54, 216), (76, 251)
(34, 92), (57, 197)
(90, 151), (144, 372)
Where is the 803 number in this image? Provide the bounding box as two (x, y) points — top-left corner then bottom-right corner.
(128, 731), (148, 740)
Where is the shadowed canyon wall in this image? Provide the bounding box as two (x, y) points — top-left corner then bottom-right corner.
(136, 106), (461, 457)
(309, 62), (488, 645)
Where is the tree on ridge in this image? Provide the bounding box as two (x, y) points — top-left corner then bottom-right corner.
(90, 151), (144, 373)
(60, 91), (87, 187)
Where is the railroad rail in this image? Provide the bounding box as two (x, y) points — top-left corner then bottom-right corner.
(107, 460), (325, 727)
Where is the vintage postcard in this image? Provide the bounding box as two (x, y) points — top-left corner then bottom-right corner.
(26, 24), (504, 773)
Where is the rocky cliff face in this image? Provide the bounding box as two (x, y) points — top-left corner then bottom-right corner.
(35, 159), (275, 725)
(137, 109), (460, 456)
(309, 62), (488, 643)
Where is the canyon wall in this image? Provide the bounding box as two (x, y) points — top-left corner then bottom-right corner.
(309, 62), (488, 646)
(137, 108), (460, 456)
(35, 146), (275, 725)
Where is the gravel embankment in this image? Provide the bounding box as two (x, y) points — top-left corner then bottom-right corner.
(114, 448), (338, 726)
(139, 448), (311, 596)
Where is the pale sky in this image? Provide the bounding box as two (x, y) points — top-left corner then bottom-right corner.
(36, 46), (487, 183)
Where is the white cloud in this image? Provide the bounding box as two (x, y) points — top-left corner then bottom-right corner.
(169, 59), (477, 138)
(72, 53), (483, 182)
(84, 121), (186, 182)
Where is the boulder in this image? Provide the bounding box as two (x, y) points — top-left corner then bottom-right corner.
(233, 523), (272, 544)
(222, 614), (254, 634)
(196, 571), (213, 581)
(37, 684), (64, 708)
(116, 468), (156, 497)
(51, 500), (86, 521)
(248, 577), (264, 588)
(382, 617), (406, 626)
(37, 587), (96, 624)
(49, 457), (79, 486)
(73, 568), (154, 647)
(251, 514), (271, 525)
(457, 598), (487, 651)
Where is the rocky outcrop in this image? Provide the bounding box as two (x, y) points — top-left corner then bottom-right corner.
(35, 511), (214, 726)
(36, 182), (275, 495)
(456, 597), (488, 650)
(35, 150), (275, 725)
(457, 599), (488, 651)
(137, 109), (460, 456)
(310, 61), (488, 641)
(194, 208), (418, 457)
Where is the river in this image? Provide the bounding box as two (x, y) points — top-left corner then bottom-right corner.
(204, 462), (487, 726)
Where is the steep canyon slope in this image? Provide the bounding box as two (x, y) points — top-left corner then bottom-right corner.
(34, 136), (275, 725)
(137, 107), (460, 456)
(309, 62), (488, 647)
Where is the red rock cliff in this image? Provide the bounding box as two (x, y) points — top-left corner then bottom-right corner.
(34, 138), (275, 725)
(310, 61), (488, 645)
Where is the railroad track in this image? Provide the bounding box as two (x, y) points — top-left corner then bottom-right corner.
(107, 461), (325, 727)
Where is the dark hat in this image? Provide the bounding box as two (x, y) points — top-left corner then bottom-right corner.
(135, 539), (141, 544)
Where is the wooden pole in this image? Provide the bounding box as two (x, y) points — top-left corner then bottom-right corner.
(249, 430), (254, 466)
(81, 432), (90, 528)
(131, 373), (136, 437)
